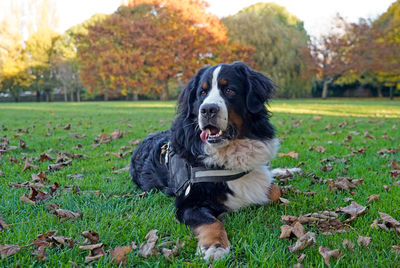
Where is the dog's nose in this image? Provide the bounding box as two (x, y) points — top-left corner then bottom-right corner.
(200, 104), (219, 119)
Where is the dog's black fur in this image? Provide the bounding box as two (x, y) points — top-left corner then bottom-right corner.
(130, 62), (275, 241)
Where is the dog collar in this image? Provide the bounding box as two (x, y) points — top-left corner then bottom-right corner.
(163, 143), (249, 196)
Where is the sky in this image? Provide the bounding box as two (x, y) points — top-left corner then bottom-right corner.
(0, 0), (396, 38)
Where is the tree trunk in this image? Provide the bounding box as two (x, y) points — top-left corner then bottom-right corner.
(161, 82), (169, 101)
(77, 87), (80, 102)
(104, 93), (108, 101)
(63, 87), (68, 102)
(46, 92), (50, 102)
(390, 87), (393, 100)
(70, 88), (74, 102)
(322, 80), (329, 99)
(14, 96), (19, 102)
(133, 93), (138, 101)
(36, 90), (41, 102)
(377, 86), (383, 98)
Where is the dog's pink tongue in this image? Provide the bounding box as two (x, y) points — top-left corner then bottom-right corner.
(200, 130), (208, 142)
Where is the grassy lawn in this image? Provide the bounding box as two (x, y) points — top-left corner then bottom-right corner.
(0, 99), (399, 267)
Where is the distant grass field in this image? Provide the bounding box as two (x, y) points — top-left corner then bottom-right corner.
(0, 99), (399, 267)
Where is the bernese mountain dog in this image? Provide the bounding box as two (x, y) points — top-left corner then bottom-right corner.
(130, 62), (282, 260)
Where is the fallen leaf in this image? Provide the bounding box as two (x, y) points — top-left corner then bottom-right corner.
(139, 229), (159, 258)
(69, 133), (86, 139)
(110, 129), (124, 140)
(22, 159), (38, 172)
(288, 232), (316, 253)
(279, 225), (293, 239)
(378, 212), (400, 232)
(20, 194), (36, 205)
(0, 216), (7, 231)
(342, 239), (354, 249)
(48, 160), (72, 171)
(19, 139), (27, 149)
(278, 151), (299, 159)
(338, 201), (367, 222)
(363, 131), (376, 140)
(49, 208), (82, 222)
(67, 174), (84, 180)
(391, 161), (400, 170)
(161, 239), (185, 258)
(338, 121), (348, 128)
(321, 164), (333, 172)
(40, 153), (54, 162)
(63, 124), (71, 130)
(0, 244), (21, 258)
(279, 197), (290, 205)
(328, 177), (362, 191)
(318, 246), (340, 266)
(383, 185), (390, 192)
(110, 245), (132, 264)
(316, 146), (326, 153)
(79, 243), (106, 263)
(344, 135), (352, 142)
(113, 166), (129, 174)
(32, 171), (48, 183)
(81, 230), (99, 244)
(357, 236), (372, 247)
(367, 194), (379, 203)
(9, 181), (45, 188)
(393, 245), (400, 254)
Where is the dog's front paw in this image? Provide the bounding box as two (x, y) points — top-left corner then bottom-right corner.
(197, 244), (230, 260)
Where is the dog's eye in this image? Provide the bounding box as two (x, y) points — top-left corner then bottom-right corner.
(225, 88), (235, 95)
(200, 90), (207, 97)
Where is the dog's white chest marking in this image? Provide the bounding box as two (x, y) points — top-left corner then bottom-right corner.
(225, 166), (273, 210)
(203, 138), (279, 210)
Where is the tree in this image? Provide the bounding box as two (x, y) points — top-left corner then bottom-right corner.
(77, 0), (254, 100)
(222, 3), (314, 98)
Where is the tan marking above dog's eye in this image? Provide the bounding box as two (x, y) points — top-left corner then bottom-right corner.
(219, 79), (227, 86)
(202, 82), (208, 90)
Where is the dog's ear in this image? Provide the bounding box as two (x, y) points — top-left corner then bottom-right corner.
(234, 62), (275, 114)
(178, 67), (208, 118)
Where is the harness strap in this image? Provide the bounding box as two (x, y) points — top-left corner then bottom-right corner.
(190, 167), (249, 183)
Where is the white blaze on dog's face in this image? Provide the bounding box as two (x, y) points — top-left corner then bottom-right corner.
(198, 66), (229, 147)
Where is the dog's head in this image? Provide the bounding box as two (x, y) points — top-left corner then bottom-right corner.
(176, 62), (275, 150)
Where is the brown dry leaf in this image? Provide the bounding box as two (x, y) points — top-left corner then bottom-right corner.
(288, 232), (316, 253)
(318, 246), (340, 266)
(63, 124), (71, 130)
(391, 161), (400, 170)
(378, 148), (398, 155)
(363, 131), (376, 140)
(318, 218), (349, 235)
(67, 174), (84, 180)
(9, 181), (45, 188)
(33, 245), (48, 261)
(113, 166), (129, 174)
(338, 121), (348, 128)
(79, 243), (106, 263)
(48, 160), (72, 171)
(393, 245), (400, 254)
(29, 187), (52, 202)
(129, 139), (142, 146)
(20, 194), (36, 205)
(162, 239), (185, 258)
(50, 182), (60, 193)
(49, 208), (82, 222)
(338, 201), (367, 222)
(39, 153), (54, 162)
(280, 222), (305, 239)
(0, 244), (21, 258)
(110, 129), (124, 140)
(367, 194), (379, 203)
(383, 185), (390, 192)
(139, 229), (159, 258)
(19, 139), (27, 149)
(357, 236), (372, 247)
(279, 197), (290, 205)
(344, 135), (352, 142)
(22, 159), (38, 172)
(379, 212), (400, 232)
(278, 151), (299, 159)
(316, 146), (326, 153)
(392, 181), (400, 186)
(69, 133), (86, 139)
(81, 230), (99, 244)
(279, 225), (293, 239)
(328, 177), (362, 191)
(342, 239), (354, 249)
(321, 164), (333, 172)
(0, 216), (8, 231)
(32, 171), (48, 183)
(390, 170), (400, 179)
(110, 245), (132, 265)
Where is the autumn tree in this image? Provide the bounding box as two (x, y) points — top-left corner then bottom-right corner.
(0, 5), (32, 102)
(222, 3), (314, 98)
(77, 0), (254, 100)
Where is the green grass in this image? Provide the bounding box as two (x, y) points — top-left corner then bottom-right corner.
(0, 99), (399, 267)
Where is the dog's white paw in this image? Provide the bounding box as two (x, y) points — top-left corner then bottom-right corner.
(198, 245), (230, 260)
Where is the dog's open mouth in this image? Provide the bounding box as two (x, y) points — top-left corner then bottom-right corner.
(200, 125), (226, 144)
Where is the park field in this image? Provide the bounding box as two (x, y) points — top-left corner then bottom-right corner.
(0, 99), (399, 267)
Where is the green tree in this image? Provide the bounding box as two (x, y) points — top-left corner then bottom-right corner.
(222, 3), (314, 98)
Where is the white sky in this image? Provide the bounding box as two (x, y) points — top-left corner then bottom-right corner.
(0, 0), (396, 38)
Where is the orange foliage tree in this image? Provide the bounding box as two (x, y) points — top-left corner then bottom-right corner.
(77, 0), (254, 100)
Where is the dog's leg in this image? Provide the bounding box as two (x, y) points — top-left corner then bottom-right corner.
(194, 220), (230, 261)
